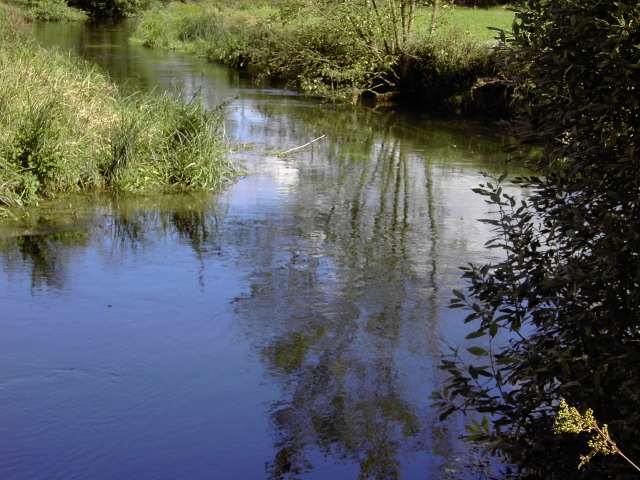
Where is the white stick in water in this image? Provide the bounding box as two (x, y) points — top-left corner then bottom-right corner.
(278, 135), (326, 156)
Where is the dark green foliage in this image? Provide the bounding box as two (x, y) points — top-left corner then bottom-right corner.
(398, 33), (497, 110)
(9, 100), (63, 189)
(456, 0), (511, 7)
(436, 0), (640, 477)
(67, 0), (149, 18)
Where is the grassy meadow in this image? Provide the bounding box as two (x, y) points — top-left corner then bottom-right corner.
(415, 4), (514, 42)
(0, 3), (236, 213)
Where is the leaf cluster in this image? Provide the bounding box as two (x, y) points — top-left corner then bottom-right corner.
(435, 1), (640, 477)
(67, 0), (150, 19)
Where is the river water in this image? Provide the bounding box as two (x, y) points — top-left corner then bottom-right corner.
(0, 21), (512, 480)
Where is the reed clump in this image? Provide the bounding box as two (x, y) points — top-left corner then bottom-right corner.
(0, 4), (236, 212)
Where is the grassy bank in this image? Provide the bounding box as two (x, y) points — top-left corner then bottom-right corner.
(4, 0), (85, 21)
(0, 4), (236, 213)
(133, 0), (514, 111)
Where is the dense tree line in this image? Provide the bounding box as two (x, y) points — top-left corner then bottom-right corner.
(66, 0), (148, 18)
(65, 0), (511, 20)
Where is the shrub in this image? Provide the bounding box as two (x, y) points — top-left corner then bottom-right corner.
(7, 0), (86, 21)
(134, 1), (498, 105)
(456, 0), (511, 6)
(400, 29), (496, 109)
(37, 0), (83, 20)
(436, 0), (640, 477)
(6, 99), (65, 196)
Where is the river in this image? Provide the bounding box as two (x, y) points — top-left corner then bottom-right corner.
(0, 20), (513, 480)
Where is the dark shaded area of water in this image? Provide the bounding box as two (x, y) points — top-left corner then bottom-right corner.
(0, 21), (516, 479)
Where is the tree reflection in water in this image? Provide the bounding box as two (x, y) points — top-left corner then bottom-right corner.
(226, 113), (504, 478)
(0, 193), (224, 292)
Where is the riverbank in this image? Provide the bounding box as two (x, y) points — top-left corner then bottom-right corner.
(0, 4), (236, 213)
(133, 0), (513, 114)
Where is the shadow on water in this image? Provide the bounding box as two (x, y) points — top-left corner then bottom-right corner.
(0, 20), (521, 480)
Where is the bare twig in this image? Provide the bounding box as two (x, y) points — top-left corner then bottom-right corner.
(593, 424), (640, 473)
(278, 135), (326, 157)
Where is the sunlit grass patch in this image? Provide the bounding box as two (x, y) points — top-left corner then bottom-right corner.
(132, 0), (511, 109)
(412, 5), (514, 43)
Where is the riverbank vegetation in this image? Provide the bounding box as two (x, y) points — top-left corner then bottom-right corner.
(436, 0), (640, 477)
(133, 0), (514, 112)
(4, 0), (85, 21)
(0, 5), (235, 213)
(5, 0), (150, 21)
(67, 0), (149, 19)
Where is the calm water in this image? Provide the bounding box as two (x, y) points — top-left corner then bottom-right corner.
(0, 21), (513, 480)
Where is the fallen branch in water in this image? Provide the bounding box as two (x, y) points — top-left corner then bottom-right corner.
(277, 135), (326, 157)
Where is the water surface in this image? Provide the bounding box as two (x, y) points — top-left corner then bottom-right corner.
(0, 21), (513, 479)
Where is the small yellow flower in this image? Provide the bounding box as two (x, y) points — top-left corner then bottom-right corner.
(554, 398), (619, 470)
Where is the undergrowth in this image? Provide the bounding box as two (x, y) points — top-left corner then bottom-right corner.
(133, 1), (509, 108)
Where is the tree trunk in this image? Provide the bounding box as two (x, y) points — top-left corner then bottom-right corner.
(430, 0), (439, 35)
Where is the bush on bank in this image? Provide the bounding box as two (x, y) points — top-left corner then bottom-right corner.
(67, 0), (150, 19)
(133, 0), (504, 111)
(436, 0), (640, 477)
(0, 5), (236, 211)
(5, 0), (151, 21)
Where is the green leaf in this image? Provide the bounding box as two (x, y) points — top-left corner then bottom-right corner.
(465, 329), (485, 339)
(452, 289), (465, 300)
(467, 347), (488, 357)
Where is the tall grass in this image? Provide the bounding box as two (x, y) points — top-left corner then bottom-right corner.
(0, 4), (236, 212)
